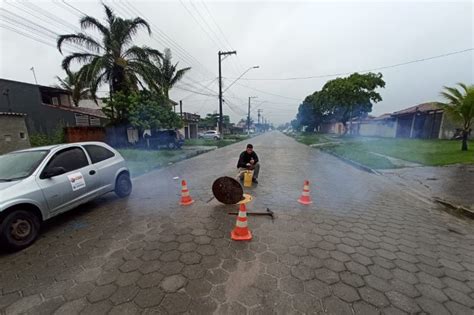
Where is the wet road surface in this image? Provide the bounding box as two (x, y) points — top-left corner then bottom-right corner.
(1, 131), (473, 314)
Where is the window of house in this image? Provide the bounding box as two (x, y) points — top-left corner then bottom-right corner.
(19, 132), (26, 139)
(90, 117), (101, 126)
(75, 114), (90, 126)
(52, 97), (59, 105)
(43, 147), (88, 176)
(84, 145), (115, 164)
(4, 135), (11, 142)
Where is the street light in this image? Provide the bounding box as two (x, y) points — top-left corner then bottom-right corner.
(223, 66), (259, 93)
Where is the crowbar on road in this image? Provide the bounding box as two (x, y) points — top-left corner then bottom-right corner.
(228, 208), (274, 221)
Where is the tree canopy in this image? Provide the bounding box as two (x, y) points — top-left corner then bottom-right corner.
(294, 72), (385, 133)
(439, 83), (474, 151)
(103, 91), (182, 130)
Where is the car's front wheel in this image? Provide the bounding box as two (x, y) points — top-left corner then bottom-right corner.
(115, 173), (132, 198)
(0, 210), (40, 251)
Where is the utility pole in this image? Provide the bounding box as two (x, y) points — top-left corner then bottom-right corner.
(257, 109), (263, 133)
(179, 100), (183, 118)
(218, 50), (237, 137)
(247, 96), (257, 135)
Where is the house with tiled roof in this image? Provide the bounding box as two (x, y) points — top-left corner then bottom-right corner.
(390, 102), (453, 139)
(0, 78), (108, 136)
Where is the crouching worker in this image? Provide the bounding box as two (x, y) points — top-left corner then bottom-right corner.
(237, 144), (260, 184)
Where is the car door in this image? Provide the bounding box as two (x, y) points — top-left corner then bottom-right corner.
(36, 146), (100, 214)
(83, 144), (117, 195)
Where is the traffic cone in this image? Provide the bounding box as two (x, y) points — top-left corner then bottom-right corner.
(179, 180), (194, 206)
(298, 180), (313, 205)
(231, 203), (252, 241)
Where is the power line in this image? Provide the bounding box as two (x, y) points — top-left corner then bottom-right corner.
(61, 0), (87, 16)
(174, 85), (217, 97)
(118, 0), (216, 79)
(0, 23), (73, 53)
(199, 1), (244, 72)
(179, 0), (220, 50)
(232, 81), (301, 101)
(0, 7), (90, 54)
(18, 1), (82, 34)
(230, 48), (474, 81)
(52, 0), (83, 18)
(187, 0), (241, 75)
(181, 78), (218, 100)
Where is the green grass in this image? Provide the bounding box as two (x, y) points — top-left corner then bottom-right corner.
(323, 142), (396, 169)
(117, 149), (189, 177)
(293, 133), (474, 169)
(184, 139), (236, 148)
(294, 133), (336, 145)
(360, 138), (474, 166)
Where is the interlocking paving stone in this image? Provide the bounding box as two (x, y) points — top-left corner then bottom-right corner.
(416, 297), (450, 315)
(1, 132), (473, 314)
(353, 301), (379, 315)
(359, 286), (390, 308)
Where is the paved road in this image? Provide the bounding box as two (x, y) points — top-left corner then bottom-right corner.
(1, 132), (473, 315)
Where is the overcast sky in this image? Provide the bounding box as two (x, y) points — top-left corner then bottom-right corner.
(0, 0), (472, 125)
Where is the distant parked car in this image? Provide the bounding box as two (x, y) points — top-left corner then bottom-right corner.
(147, 129), (184, 149)
(0, 142), (131, 250)
(199, 130), (221, 140)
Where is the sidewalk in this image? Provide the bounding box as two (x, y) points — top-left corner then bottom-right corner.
(381, 164), (474, 212)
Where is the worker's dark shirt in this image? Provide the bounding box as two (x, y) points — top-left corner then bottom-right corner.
(237, 151), (259, 168)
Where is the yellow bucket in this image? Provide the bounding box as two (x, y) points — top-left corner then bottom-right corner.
(243, 170), (253, 187)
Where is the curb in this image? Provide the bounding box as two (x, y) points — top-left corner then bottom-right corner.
(433, 198), (474, 219)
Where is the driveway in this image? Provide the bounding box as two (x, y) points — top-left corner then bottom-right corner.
(1, 132), (473, 314)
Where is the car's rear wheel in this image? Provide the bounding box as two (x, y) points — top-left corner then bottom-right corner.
(214, 136), (219, 140)
(168, 142), (176, 150)
(0, 210), (40, 251)
(115, 173), (132, 198)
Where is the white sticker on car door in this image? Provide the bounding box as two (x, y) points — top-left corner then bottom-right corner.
(68, 172), (86, 191)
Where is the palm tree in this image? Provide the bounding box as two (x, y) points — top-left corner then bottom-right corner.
(147, 48), (191, 101)
(57, 4), (161, 100)
(440, 83), (474, 151)
(54, 71), (90, 106)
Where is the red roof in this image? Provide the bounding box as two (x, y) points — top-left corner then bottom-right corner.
(373, 113), (393, 120)
(392, 102), (442, 116)
(43, 104), (107, 118)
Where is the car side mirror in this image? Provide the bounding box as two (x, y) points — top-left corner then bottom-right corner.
(43, 167), (66, 179)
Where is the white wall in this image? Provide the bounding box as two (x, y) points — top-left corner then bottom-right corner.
(359, 122), (396, 138)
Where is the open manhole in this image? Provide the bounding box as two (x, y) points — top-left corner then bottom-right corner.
(212, 176), (245, 204)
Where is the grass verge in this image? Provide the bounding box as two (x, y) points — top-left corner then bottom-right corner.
(292, 133), (474, 169)
(118, 149), (205, 177)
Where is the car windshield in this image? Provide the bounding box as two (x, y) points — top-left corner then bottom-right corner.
(0, 150), (49, 181)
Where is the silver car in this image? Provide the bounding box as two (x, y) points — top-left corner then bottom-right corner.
(0, 142), (132, 250)
(199, 130), (221, 140)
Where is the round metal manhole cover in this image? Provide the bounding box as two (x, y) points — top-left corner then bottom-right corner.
(212, 176), (245, 204)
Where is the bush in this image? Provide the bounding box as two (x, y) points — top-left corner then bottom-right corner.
(30, 128), (65, 147)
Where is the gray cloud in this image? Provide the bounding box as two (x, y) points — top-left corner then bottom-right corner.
(0, 0), (472, 125)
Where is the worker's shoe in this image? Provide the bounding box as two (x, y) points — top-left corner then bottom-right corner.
(252, 178), (258, 184)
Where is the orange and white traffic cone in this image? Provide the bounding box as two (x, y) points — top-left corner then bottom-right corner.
(179, 180), (194, 206)
(297, 180), (313, 205)
(231, 203), (252, 241)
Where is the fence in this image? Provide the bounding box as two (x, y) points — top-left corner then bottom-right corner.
(64, 127), (106, 143)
